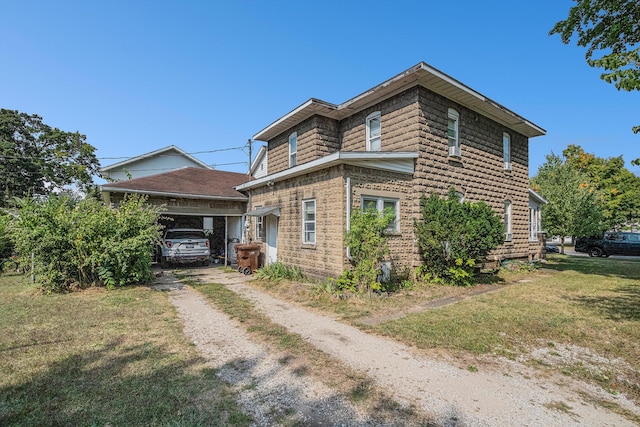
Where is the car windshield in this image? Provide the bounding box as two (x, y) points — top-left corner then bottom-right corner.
(165, 230), (206, 240)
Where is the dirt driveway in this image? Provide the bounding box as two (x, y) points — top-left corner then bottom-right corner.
(154, 267), (638, 426)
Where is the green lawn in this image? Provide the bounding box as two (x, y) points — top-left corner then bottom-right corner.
(375, 255), (640, 405)
(0, 273), (250, 426)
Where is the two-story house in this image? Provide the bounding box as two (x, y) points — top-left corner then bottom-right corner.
(237, 62), (546, 279)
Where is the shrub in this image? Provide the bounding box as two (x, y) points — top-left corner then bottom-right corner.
(0, 212), (14, 272)
(342, 206), (395, 294)
(414, 188), (504, 286)
(10, 194), (161, 291)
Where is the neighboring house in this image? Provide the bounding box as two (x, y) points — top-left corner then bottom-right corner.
(100, 145), (212, 181)
(250, 145), (268, 179)
(237, 62), (547, 279)
(528, 188), (547, 259)
(101, 167), (249, 263)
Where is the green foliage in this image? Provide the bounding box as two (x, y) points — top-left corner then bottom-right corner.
(342, 206), (395, 293)
(0, 109), (100, 207)
(10, 194), (161, 291)
(254, 262), (304, 282)
(550, 0), (640, 163)
(531, 152), (606, 241)
(0, 212), (14, 272)
(414, 189), (504, 286)
(562, 144), (640, 229)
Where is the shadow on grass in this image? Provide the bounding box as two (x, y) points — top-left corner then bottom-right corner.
(0, 339), (251, 427)
(543, 254), (640, 280)
(571, 282), (640, 321)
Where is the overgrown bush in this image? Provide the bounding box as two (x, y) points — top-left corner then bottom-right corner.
(0, 212), (14, 272)
(414, 188), (504, 286)
(340, 206), (395, 294)
(255, 262), (304, 282)
(10, 194), (161, 291)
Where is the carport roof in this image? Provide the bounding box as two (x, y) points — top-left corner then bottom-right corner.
(101, 167), (249, 200)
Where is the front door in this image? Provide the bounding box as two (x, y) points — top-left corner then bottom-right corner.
(265, 215), (278, 265)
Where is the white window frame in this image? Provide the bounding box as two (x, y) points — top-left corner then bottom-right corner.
(302, 199), (316, 244)
(361, 195), (400, 232)
(447, 108), (460, 157)
(255, 215), (265, 241)
(365, 111), (381, 152)
(503, 132), (511, 170)
(529, 206), (541, 241)
(288, 132), (297, 167)
(504, 200), (512, 241)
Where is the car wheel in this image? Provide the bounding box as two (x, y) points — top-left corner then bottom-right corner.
(160, 257), (169, 269)
(588, 247), (603, 257)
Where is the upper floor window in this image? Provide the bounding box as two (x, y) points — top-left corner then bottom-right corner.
(289, 132), (297, 167)
(504, 200), (512, 241)
(448, 108), (460, 157)
(302, 199), (316, 244)
(366, 112), (381, 151)
(362, 196), (399, 232)
(503, 132), (511, 170)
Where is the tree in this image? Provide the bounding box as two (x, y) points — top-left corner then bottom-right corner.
(562, 144), (640, 228)
(414, 189), (504, 286)
(0, 109), (100, 206)
(550, 0), (640, 164)
(531, 153), (605, 252)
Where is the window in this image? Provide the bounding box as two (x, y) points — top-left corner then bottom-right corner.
(529, 206), (541, 241)
(504, 200), (512, 241)
(366, 112), (381, 151)
(362, 196), (400, 232)
(503, 132), (511, 170)
(447, 108), (460, 157)
(289, 132), (297, 167)
(255, 215), (265, 240)
(302, 199), (316, 244)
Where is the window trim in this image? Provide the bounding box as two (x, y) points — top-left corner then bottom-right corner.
(504, 200), (512, 241)
(503, 132), (511, 170)
(447, 108), (460, 157)
(529, 205), (541, 242)
(288, 132), (297, 167)
(302, 199), (316, 245)
(365, 111), (381, 152)
(361, 195), (400, 233)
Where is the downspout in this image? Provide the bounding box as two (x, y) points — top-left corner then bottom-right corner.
(346, 176), (353, 261)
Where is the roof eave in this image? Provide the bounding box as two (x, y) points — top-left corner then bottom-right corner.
(101, 186), (248, 201)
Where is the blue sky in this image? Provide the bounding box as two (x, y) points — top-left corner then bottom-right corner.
(2, 1), (638, 180)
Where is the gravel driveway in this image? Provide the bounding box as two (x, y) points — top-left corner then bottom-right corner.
(154, 268), (637, 426)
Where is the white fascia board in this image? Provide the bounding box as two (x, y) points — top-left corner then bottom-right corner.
(236, 151), (418, 191)
(529, 188), (547, 204)
(252, 99), (337, 141)
(100, 145), (212, 172)
(101, 186), (248, 201)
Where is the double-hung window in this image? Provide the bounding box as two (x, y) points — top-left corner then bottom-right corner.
(289, 132), (297, 167)
(504, 200), (512, 241)
(503, 132), (511, 170)
(302, 199), (316, 244)
(366, 112), (381, 151)
(255, 215), (265, 241)
(362, 196), (399, 232)
(529, 206), (541, 241)
(447, 108), (460, 157)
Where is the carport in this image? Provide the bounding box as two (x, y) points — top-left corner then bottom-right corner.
(101, 167), (250, 266)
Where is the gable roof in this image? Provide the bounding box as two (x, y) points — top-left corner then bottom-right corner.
(101, 167), (249, 200)
(249, 145), (267, 176)
(253, 61), (546, 142)
(100, 145), (212, 172)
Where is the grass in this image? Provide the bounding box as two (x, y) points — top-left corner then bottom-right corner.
(0, 272), (251, 426)
(185, 279), (435, 425)
(246, 254), (640, 420)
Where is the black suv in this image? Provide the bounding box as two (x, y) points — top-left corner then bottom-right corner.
(575, 232), (640, 257)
